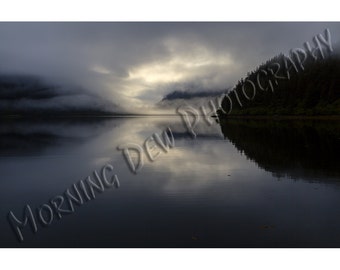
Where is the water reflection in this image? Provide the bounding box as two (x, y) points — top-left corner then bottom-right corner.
(0, 116), (340, 247)
(218, 119), (340, 181)
(0, 118), (119, 156)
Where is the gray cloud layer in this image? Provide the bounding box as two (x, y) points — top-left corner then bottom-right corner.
(0, 22), (339, 113)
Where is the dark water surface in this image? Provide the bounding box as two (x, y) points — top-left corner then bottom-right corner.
(0, 116), (339, 247)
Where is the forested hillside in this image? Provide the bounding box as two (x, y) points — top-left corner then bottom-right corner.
(219, 54), (340, 116)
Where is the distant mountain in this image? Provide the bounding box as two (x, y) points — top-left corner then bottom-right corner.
(0, 75), (122, 116)
(162, 89), (227, 101)
(218, 53), (340, 116)
(158, 89), (228, 112)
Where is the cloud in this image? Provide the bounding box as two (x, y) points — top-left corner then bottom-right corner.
(0, 22), (339, 113)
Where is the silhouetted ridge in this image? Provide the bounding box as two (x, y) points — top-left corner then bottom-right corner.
(219, 54), (340, 116)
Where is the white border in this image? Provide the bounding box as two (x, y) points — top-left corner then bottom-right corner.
(0, 0), (339, 21)
(1, 248), (339, 269)
(1, 0), (339, 269)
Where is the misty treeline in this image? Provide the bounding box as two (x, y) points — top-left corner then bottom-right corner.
(218, 53), (340, 116)
(162, 89), (226, 101)
(0, 75), (120, 116)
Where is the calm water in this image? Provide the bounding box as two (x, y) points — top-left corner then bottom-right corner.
(0, 116), (340, 247)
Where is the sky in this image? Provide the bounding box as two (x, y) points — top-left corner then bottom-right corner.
(0, 22), (339, 114)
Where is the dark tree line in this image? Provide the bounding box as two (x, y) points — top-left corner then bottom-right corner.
(219, 53), (340, 116)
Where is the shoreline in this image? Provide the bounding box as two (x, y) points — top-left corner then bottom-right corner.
(218, 115), (340, 120)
